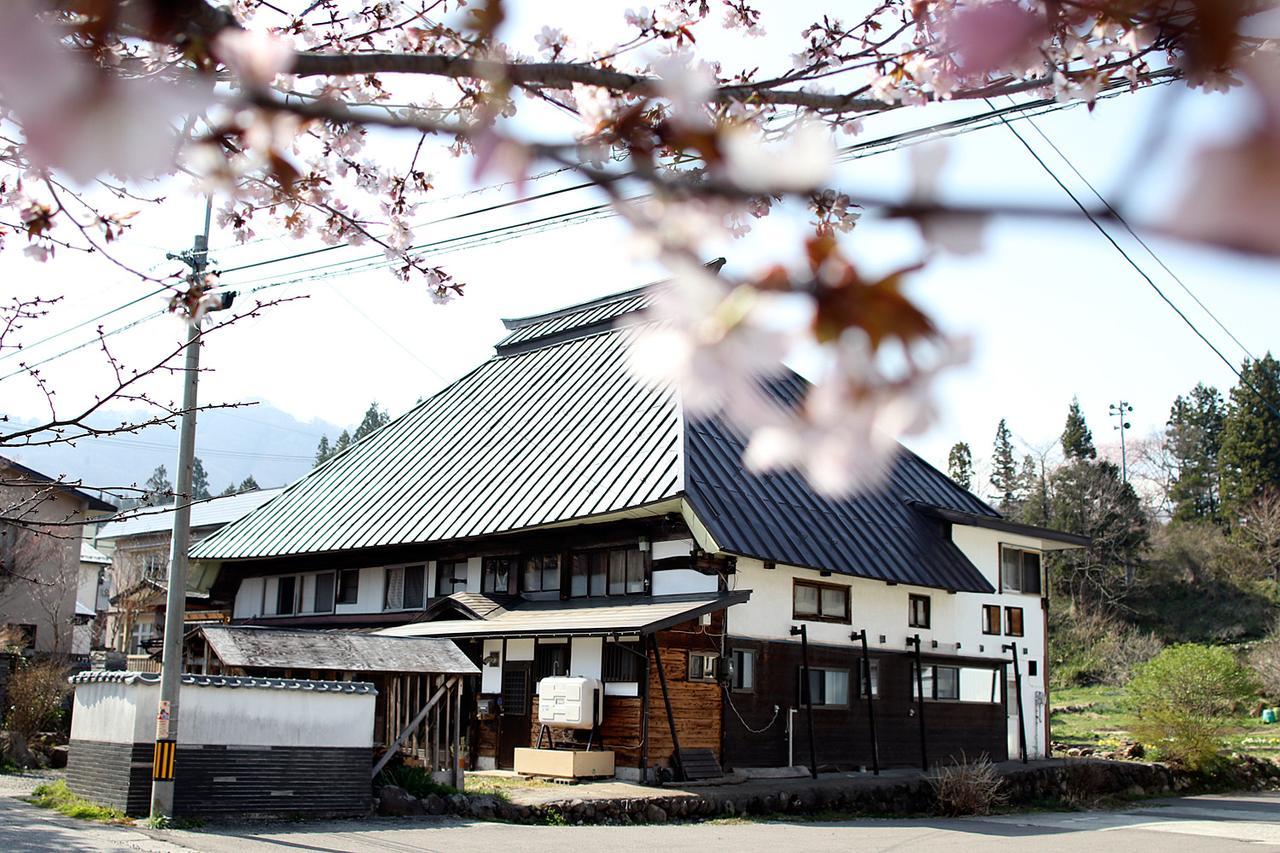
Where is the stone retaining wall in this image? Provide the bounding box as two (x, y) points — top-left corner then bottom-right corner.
(377, 757), (1280, 825)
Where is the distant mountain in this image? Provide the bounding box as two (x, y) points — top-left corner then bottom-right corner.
(6, 404), (343, 504)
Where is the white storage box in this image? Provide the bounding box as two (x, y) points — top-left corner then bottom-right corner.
(537, 676), (604, 730)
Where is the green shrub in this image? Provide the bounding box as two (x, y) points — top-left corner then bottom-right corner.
(1248, 622), (1280, 701)
(1050, 608), (1163, 688)
(1127, 644), (1258, 770)
(376, 763), (458, 799)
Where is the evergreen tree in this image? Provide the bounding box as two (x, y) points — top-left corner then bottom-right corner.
(334, 429), (352, 455)
(1220, 353), (1280, 522)
(1061, 396), (1097, 461)
(1166, 383), (1226, 524)
(353, 401), (390, 441)
(191, 457), (212, 501)
(220, 483), (237, 497)
(237, 475), (260, 493)
(144, 465), (174, 505)
(1017, 454), (1049, 526)
(1050, 459), (1149, 609)
(989, 419), (1019, 510)
(947, 442), (973, 490)
(314, 435), (332, 467)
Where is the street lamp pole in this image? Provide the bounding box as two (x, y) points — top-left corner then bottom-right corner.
(149, 200), (225, 819)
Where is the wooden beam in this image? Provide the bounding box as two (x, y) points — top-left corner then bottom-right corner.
(910, 634), (929, 772)
(649, 635), (684, 782)
(372, 675), (456, 778)
(853, 629), (880, 775)
(791, 624), (818, 778)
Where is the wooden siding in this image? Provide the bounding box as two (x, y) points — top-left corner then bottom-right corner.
(721, 637), (1008, 771)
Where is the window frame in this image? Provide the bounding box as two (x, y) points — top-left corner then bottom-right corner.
(336, 569), (360, 605)
(519, 554), (561, 593)
(602, 641), (641, 683)
(481, 556), (516, 595)
(382, 563), (426, 611)
(855, 658), (880, 699)
(687, 651), (718, 683)
(999, 545), (1044, 595)
(569, 547), (647, 599)
(275, 575), (298, 615)
(313, 572), (336, 614)
(981, 604), (1001, 635)
(791, 579), (851, 624)
(908, 593), (931, 629)
(798, 666), (851, 709)
(434, 559), (468, 598)
(534, 642), (570, 684)
(913, 663), (962, 701)
(730, 648), (755, 693)
(1004, 605), (1025, 637)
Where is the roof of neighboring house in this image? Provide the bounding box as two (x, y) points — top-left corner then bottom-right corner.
(0, 456), (116, 513)
(377, 591), (748, 639)
(96, 488), (285, 541)
(109, 576), (210, 604)
(68, 670), (377, 694)
(80, 540), (111, 565)
(198, 625), (478, 675)
(190, 275), (1048, 594)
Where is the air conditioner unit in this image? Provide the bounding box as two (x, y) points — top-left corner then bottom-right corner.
(537, 676), (604, 730)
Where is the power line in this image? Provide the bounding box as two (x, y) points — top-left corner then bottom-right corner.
(1004, 95), (1257, 363)
(987, 99), (1280, 423)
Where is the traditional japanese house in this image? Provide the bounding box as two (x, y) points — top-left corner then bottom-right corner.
(189, 271), (1085, 781)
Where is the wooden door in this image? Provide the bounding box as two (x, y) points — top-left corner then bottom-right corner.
(497, 661), (532, 769)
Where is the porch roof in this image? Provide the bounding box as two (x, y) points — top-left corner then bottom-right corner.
(198, 625), (478, 675)
(374, 590), (749, 639)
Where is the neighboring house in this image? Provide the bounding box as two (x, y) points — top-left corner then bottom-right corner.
(75, 540), (112, 655)
(0, 456), (115, 656)
(190, 278), (1085, 781)
(96, 488), (283, 654)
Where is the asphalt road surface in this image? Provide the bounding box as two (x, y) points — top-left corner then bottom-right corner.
(2, 788), (1277, 852)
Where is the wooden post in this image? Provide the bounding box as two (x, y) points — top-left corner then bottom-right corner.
(1004, 643), (1028, 764)
(853, 630), (879, 775)
(639, 639), (651, 782)
(791, 625), (818, 778)
(909, 634), (928, 772)
(649, 635), (684, 782)
(452, 676), (463, 789)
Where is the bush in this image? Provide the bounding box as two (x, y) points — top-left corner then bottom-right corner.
(1050, 608), (1164, 688)
(1127, 644), (1258, 770)
(927, 753), (1008, 816)
(28, 780), (128, 823)
(1249, 622), (1280, 701)
(3, 660), (70, 738)
(375, 763), (458, 799)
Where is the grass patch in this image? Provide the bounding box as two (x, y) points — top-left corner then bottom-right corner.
(0, 759), (22, 775)
(27, 780), (131, 824)
(376, 764), (461, 799)
(465, 774), (554, 797)
(1050, 684), (1280, 761)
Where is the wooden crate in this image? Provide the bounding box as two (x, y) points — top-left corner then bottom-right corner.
(513, 748), (615, 779)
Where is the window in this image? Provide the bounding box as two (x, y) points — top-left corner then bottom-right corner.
(127, 622), (152, 655)
(1005, 606), (1024, 637)
(602, 642), (640, 682)
(143, 550), (167, 579)
(569, 548), (645, 598)
(982, 604), (1001, 635)
(799, 667), (850, 707)
(534, 643), (569, 683)
(384, 565), (425, 610)
(855, 658), (880, 698)
(313, 572), (335, 613)
(482, 557), (516, 594)
(520, 554), (560, 592)
(792, 580), (850, 623)
(731, 649), (755, 692)
(276, 575), (297, 615)
(435, 560), (467, 597)
(337, 569), (360, 604)
(908, 594), (931, 629)
(1000, 546), (1043, 594)
(914, 664), (961, 700)
(688, 651), (718, 682)
(404, 564), (426, 608)
(1028, 660), (1038, 677)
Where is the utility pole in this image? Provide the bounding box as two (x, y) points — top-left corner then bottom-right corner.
(150, 200), (232, 819)
(1109, 400), (1134, 483)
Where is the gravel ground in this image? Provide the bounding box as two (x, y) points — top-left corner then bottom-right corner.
(0, 768), (64, 798)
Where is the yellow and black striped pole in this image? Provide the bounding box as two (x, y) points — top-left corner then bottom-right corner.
(152, 739), (176, 782)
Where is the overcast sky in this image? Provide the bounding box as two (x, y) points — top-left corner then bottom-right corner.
(2, 2), (1277, 487)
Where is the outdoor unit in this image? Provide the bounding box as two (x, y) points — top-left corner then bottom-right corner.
(537, 676), (604, 730)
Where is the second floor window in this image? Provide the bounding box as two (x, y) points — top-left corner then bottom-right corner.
(276, 576), (297, 615)
(435, 560), (468, 597)
(337, 569), (360, 604)
(482, 557), (516, 594)
(908, 594), (931, 629)
(1001, 546), (1043, 594)
(313, 572), (335, 613)
(793, 580), (851, 623)
(384, 564), (425, 610)
(982, 604), (1001, 635)
(521, 554), (560, 593)
(569, 548), (645, 598)
(1005, 606), (1025, 637)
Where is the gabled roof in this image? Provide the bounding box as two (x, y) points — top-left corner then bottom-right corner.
(97, 488), (285, 541)
(191, 276), (1026, 593)
(0, 455), (115, 513)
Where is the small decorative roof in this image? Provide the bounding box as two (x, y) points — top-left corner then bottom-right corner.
(199, 625), (479, 675)
(68, 670), (377, 694)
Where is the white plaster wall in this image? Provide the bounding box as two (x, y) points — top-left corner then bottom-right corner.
(652, 569), (718, 596)
(71, 679), (374, 748)
(481, 639), (502, 693)
(233, 577), (264, 619)
(466, 557), (483, 593)
(506, 638), (535, 662)
(569, 637), (602, 680)
(651, 539), (694, 560)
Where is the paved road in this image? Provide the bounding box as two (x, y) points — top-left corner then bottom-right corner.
(2, 787), (1277, 852)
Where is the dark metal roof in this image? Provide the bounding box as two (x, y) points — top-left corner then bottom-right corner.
(192, 278), (1052, 594)
(684, 374), (997, 593)
(909, 503), (1091, 548)
(0, 455), (116, 513)
(198, 625), (478, 674)
(68, 670), (377, 694)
